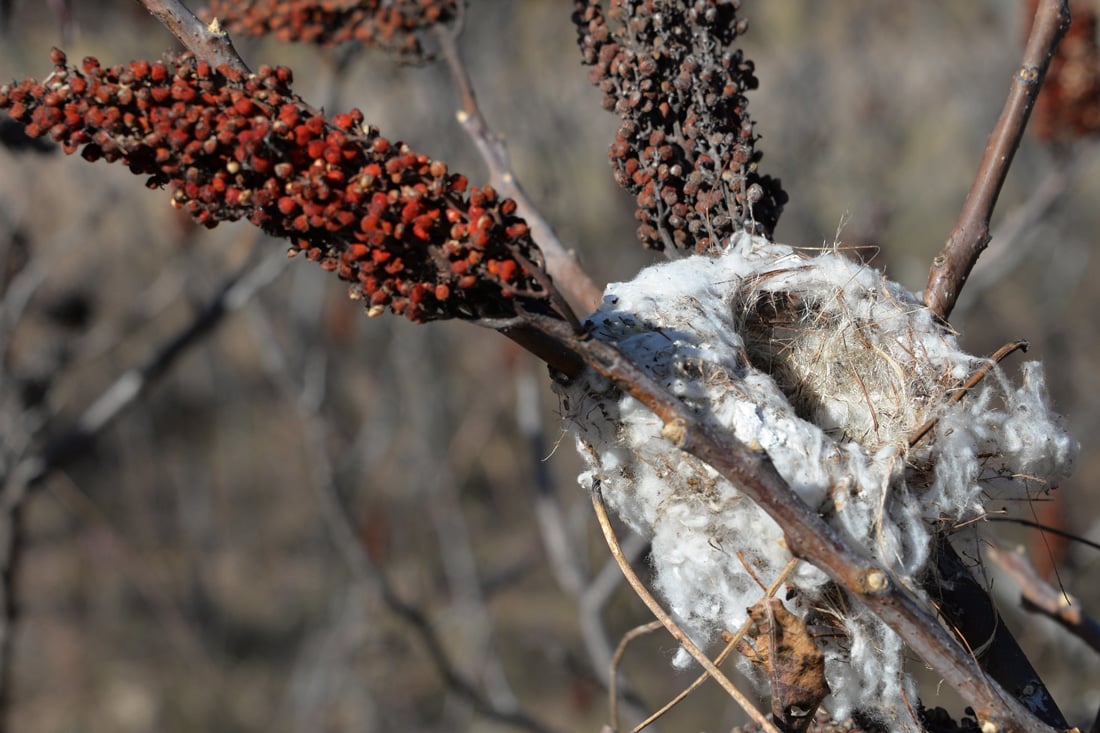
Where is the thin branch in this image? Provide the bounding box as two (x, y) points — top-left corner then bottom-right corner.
(590, 483), (779, 733)
(986, 541), (1100, 655)
(987, 516), (1100, 553)
(924, 0), (1070, 320)
(909, 340), (1029, 447)
(607, 620), (662, 732)
(134, 0), (251, 74)
(520, 312), (1060, 733)
(23, 248), (287, 486)
(434, 15), (603, 315)
(244, 306), (560, 733)
(632, 558), (800, 733)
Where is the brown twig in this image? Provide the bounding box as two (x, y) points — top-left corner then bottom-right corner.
(924, 0), (1070, 320)
(607, 620), (662, 731)
(434, 12), (603, 315)
(631, 558), (800, 733)
(987, 541), (1100, 655)
(522, 311), (1060, 733)
(590, 483), (779, 733)
(134, 0), (251, 74)
(909, 340), (1029, 447)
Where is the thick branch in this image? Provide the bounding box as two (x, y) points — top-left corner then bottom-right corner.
(930, 540), (1068, 727)
(134, 0), (250, 74)
(924, 0), (1070, 320)
(519, 313), (1061, 733)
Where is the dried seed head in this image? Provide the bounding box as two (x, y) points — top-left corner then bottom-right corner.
(202, 0), (458, 62)
(0, 48), (552, 323)
(572, 0), (787, 253)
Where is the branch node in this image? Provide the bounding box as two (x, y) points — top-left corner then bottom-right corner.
(856, 568), (891, 596)
(660, 418), (689, 447)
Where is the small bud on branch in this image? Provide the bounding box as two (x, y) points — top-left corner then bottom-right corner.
(0, 49), (551, 323)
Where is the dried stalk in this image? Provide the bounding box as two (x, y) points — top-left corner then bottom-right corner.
(632, 558), (800, 733)
(607, 620), (662, 732)
(590, 483), (778, 733)
(925, 0), (1070, 320)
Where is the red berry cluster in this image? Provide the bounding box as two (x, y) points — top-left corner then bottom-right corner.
(572, 0), (786, 253)
(0, 49), (548, 323)
(1027, 0), (1100, 142)
(203, 0), (457, 61)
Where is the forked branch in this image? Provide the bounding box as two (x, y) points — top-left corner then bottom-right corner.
(135, 0), (250, 74)
(590, 484), (779, 733)
(987, 542), (1100, 655)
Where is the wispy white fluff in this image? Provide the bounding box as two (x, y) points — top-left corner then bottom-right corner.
(558, 233), (1077, 730)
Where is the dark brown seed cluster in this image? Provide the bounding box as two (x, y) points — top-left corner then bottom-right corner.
(573, 0), (787, 253)
(203, 0), (457, 61)
(0, 49), (549, 323)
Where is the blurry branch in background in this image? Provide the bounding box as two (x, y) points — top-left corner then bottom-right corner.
(516, 358), (653, 702)
(31, 242), (285, 485)
(0, 238), (285, 729)
(986, 541), (1100, 655)
(924, 0), (1070, 320)
(434, 7), (603, 314)
(0, 0), (73, 43)
(955, 153), (1083, 304)
(514, 366), (585, 596)
(242, 301), (559, 733)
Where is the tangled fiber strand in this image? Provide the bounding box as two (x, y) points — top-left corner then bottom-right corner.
(0, 49), (548, 323)
(557, 233), (1077, 729)
(572, 0), (787, 252)
(203, 0), (458, 61)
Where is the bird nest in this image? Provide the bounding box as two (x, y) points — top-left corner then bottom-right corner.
(557, 232), (1076, 730)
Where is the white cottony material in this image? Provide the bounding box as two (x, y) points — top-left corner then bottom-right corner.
(557, 233), (1077, 729)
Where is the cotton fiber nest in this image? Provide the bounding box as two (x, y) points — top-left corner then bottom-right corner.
(557, 232), (1077, 730)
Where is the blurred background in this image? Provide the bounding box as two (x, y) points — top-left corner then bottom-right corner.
(1, 1), (1098, 731)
